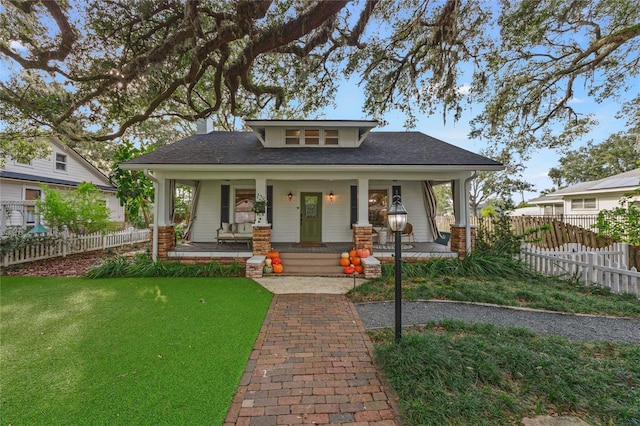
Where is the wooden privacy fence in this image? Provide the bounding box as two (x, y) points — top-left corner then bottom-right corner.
(520, 242), (640, 298)
(1, 228), (150, 267)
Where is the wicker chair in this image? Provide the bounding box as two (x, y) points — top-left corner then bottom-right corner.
(390, 222), (415, 243)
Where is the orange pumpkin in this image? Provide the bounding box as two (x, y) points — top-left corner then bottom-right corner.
(350, 256), (361, 266)
(267, 250), (280, 259)
(339, 257), (351, 267)
(354, 265), (363, 274)
(344, 266), (355, 274)
(273, 264), (284, 273)
(357, 248), (371, 258)
(349, 249), (357, 258)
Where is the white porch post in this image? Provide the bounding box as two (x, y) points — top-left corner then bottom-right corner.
(357, 178), (369, 225)
(156, 178), (172, 226)
(453, 177), (466, 226)
(255, 177), (268, 224)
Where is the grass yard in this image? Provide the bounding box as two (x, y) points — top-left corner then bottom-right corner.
(348, 274), (640, 318)
(349, 256), (640, 424)
(0, 277), (272, 425)
(371, 322), (640, 425)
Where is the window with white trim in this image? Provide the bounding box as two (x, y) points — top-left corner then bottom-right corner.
(25, 188), (41, 225)
(285, 129), (300, 145)
(235, 189), (256, 223)
(285, 128), (340, 146)
(55, 153), (67, 171)
(324, 129), (339, 145)
(368, 189), (388, 226)
(571, 198), (596, 210)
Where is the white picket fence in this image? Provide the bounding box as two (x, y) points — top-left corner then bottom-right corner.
(520, 242), (640, 298)
(1, 228), (150, 267)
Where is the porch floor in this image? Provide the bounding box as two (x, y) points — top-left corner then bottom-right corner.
(169, 240), (456, 259)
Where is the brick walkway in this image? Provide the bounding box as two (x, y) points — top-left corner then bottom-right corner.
(224, 294), (399, 425)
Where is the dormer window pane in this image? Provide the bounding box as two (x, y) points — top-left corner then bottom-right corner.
(285, 129), (300, 145)
(305, 129), (320, 145)
(324, 129), (339, 145)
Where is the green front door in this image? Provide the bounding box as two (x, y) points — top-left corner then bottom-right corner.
(300, 192), (322, 242)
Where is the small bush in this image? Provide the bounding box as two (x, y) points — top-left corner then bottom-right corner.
(85, 254), (244, 278)
(381, 252), (540, 281)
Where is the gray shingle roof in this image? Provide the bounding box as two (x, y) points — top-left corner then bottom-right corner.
(0, 171), (116, 191)
(123, 131), (502, 168)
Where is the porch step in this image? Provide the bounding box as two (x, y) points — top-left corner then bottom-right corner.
(277, 252), (346, 277)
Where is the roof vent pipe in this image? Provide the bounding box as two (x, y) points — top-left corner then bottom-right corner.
(196, 117), (214, 134)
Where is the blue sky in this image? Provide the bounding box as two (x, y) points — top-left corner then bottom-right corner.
(319, 75), (630, 202)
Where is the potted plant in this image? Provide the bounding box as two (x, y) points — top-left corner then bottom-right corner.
(252, 195), (267, 224)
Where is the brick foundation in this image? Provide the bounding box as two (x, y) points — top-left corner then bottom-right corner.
(450, 225), (476, 259)
(352, 225), (373, 253)
(151, 225), (175, 260)
(252, 225), (272, 256)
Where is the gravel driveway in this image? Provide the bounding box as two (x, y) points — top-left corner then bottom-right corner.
(356, 300), (640, 343)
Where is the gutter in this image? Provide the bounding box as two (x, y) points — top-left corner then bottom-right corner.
(144, 169), (159, 262)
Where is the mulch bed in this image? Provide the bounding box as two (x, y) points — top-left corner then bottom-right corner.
(1, 248), (142, 277)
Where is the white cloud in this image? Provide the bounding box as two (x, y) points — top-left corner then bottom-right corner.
(9, 40), (27, 52)
(567, 97), (584, 104)
(456, 84), (472, 95)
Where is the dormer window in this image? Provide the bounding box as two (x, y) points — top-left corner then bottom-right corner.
(55, 153), (67, 171)
(284, 128), (340, 146)
(324, 129), (339, 145)
(285, 129), (300, 145)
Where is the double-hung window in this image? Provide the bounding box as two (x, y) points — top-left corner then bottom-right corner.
(55, 153), (67, 171)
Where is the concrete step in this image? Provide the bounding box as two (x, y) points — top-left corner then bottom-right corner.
(269, 252), (354, 277)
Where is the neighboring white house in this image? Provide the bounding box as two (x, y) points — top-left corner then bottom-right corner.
(121, 118), (503, 261)
(0, 137), (125, 233)
(528, 168), (640, 217)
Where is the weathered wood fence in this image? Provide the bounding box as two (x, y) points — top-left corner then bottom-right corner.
(520, 242), (640, 298)
(1, 229), (150, 267)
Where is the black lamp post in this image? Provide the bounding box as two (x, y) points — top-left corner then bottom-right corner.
(387, 192), (408, 343)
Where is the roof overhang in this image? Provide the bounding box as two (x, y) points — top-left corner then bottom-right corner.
(119, 163), (504, 173)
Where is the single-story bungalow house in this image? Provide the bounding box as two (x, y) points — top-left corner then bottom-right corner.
(528, 168), (640, 217)
(120, 119), (503, 278)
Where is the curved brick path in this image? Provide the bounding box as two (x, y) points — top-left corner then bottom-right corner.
(224, 294), (399, 425)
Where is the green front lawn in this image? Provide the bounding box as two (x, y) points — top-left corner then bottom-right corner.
(1, 277), (272, 425)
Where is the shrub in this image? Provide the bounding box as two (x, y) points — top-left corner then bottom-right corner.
(85, 254), (244, 278)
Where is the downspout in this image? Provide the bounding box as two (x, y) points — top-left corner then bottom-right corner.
(144, 169), (159, 262)
(464, 171), (479, 255)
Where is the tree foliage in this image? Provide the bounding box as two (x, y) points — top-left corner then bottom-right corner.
(1, 0), (638, 162)
(548, 131), (639, 187)
(36, 182), (111, 233)
(110, 140), (154, 226)
(469, 150), (534, 215)
(595, 188), (640, 245)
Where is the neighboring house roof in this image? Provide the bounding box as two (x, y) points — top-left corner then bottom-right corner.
(49, 137), (113, 184)
(0, 171), (116, 192)
(122, 131), (503, 169)
(529, 168), (640, 204)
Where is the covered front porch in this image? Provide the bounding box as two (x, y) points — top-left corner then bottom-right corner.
(168, 240), (457, 263)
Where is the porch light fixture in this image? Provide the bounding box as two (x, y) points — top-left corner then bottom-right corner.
(329, 191), (334, 202)
(387, 192), (407, 343)
(288, 191), (293, 201)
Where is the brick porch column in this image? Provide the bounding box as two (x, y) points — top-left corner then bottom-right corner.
(252, 225), (271, 256)
(154, 225), (175, 260)
(450, 225), (475, 259)
(352, 225), (373, 253)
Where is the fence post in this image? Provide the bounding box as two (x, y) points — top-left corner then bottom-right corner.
(585, 252), (596, 287)
(103, 234), (107, 250)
